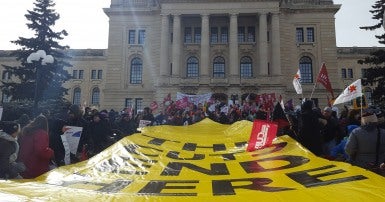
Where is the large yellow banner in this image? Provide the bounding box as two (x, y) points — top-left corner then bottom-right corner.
(1, 119), (385, 201)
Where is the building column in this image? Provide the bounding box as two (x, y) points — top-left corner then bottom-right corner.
(160, 14), (170, 76)
(229, 13), (239, 78)
(258, 13), (268, 76)
(200, 14), (210, 78)
(271, 12), (281, 75)
(172, 14), (181, 77)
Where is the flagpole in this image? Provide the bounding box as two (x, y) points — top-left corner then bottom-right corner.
(309, 82), (317, 99)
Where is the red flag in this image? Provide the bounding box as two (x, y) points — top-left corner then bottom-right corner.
(150, 101), (158, 111)
(317, 63), (334, 98)
(246, 120), (278, 152)
(175, 97), (189, 109)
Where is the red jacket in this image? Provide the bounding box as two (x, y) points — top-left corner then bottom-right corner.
(18, 129), (54, 179)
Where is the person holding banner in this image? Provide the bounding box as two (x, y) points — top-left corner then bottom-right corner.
(297, 100), (324, 156)
(18, 115), (54, 179)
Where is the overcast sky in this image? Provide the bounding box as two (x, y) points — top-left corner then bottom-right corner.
(0, 0), (383, 50)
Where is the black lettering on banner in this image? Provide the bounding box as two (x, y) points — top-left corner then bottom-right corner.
(123, 144), (162, 157)
(234, 141), (247, 148)
(240, 155), (309, 173)
(251, 142), (288, 157)
(286, 165), (368, 188)
(60, 180), (132, 193)
(166, 151), (205, 160)
(182, 143), (226, 152)
(212, 178), (294, 195)
(160, 162), (230, 176)
(141, 134), (180, 145)
(138, 180), (199, 196)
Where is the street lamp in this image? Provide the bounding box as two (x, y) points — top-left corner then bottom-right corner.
(27, 50), (54, 115)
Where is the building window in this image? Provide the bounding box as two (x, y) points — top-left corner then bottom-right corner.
(186, 56), (199, 78)
(98, 70), (103, 79)
(194, 27), (201, 43)
(2, 92), (10, 103)
(247, 26), (255, 42)
(129, 30), (136, 44)
(213, 56), (225, 78)
(91, 70), (97, 79)
(130, 57), (143, 84)
(210, 27), (218, 43)
(125, 98), (133, 108)
(341, 68), (347, 79)
(347, 68), (353, 78)
(307, 27), (314, 42)
(2, 71), (10, 80)
(135, 98), (143, 112)
(361, 68), (368, 78)
(296, 28), (304, 43)
(73, 87), (81, 105)
(299, 56), (313, 83)
(91, 87), (100, 105)
(184, 27), (192, 43)
(238, 26), (245, 43)
(72, 70), (78, 79)
(240, 56), (252, 78)
(220, 27), (228, 43)
(79, 70), (84, 79)
(138, 30), (146, 44)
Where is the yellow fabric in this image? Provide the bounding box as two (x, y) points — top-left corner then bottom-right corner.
(1, 119), (385, 201)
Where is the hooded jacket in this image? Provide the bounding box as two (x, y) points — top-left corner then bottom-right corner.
(0, 131), (19, 178)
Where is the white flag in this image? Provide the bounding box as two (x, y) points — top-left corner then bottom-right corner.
(293, 69), (302, 94)
(333, 79), (362, 105)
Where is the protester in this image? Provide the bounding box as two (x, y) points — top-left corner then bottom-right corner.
(0, 121), (25, 179)
(320, 106), (342, 156)
(345, 112), (385, 170)
(330, 124), (359, 161)
(18, 115), (54, 179)
(88, 112), (113, 154)
(297, 100), (324, 156)
(115, 112), (137, 136)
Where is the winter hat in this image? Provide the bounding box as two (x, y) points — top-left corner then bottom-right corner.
(0, 121), (20, 135)
(361, 112), (378, 126)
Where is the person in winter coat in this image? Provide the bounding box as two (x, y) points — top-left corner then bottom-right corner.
(345, 112), (385, 169)
(18, 115), (54, 179)
(88, 112), (113, 154)
(297, 100), (324, 156)
(0, 121), (25, 179)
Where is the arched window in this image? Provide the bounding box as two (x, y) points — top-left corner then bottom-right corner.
(299, 56), (313, 83)
(240, 56), (252, 78)
(186, 57), (199, 78)
(130, 57), (142, 84)
(213, 56), (225, 78)
(73, 87), (81, 105)
(91, 87), (100, 105)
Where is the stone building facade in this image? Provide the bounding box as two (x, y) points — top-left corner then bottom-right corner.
(0, 0), (379, 111)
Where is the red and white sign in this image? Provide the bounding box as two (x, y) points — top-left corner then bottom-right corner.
(246, 120), (278, 152)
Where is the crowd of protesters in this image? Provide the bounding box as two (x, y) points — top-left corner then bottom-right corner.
(1, 95), (385, 179)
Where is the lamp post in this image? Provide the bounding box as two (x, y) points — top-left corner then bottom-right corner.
(27, 50), (54, 115)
